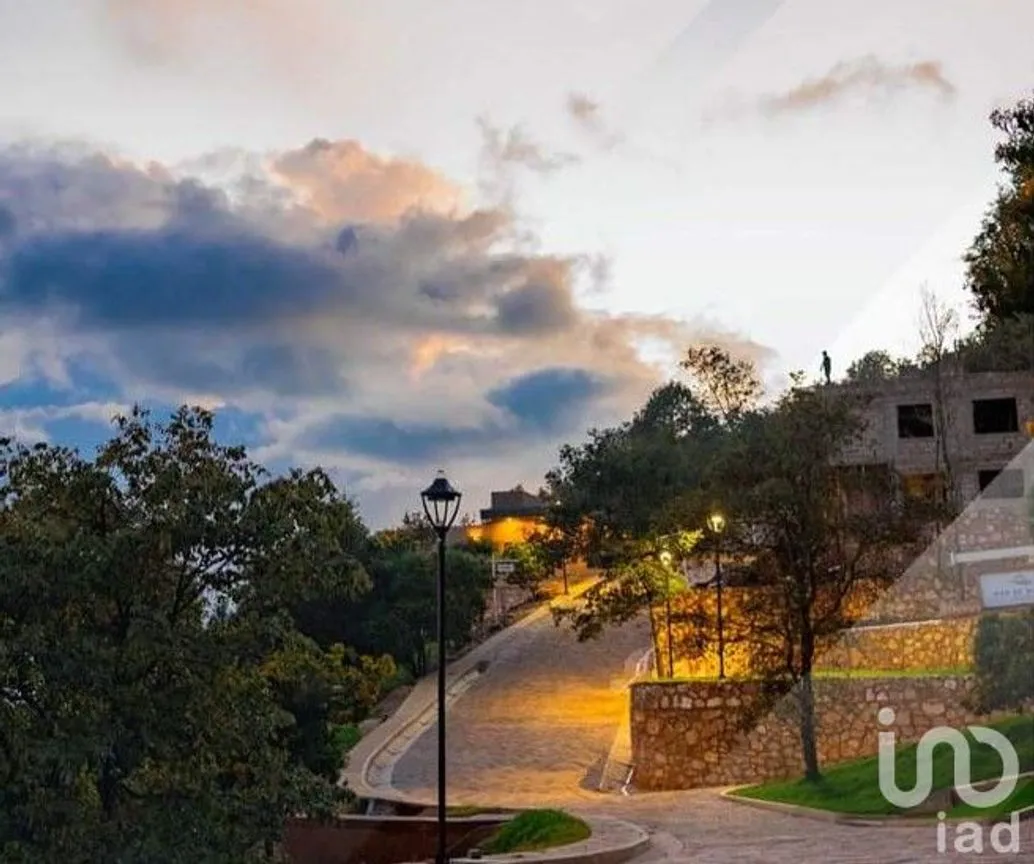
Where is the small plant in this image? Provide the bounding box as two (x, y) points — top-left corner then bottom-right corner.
(482, 810), (590, 854)
(329, 723), (361, 756)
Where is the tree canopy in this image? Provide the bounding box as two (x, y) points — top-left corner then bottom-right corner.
(0, 406), (491, 861)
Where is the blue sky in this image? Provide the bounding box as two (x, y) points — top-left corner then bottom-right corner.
(0, 0), (1032, 526)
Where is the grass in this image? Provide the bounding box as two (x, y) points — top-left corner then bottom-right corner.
(446, 805), (510, 817)
(948, 776), (1034, 820)
(482, 809), (591, 854)
(733, 714), (1034, 817)
(663, 667), (973, 684)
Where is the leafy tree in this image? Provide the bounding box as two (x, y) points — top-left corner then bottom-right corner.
(713, 379), (928, 781)
(0, 407), (382, 861)
(679, 344), (762, 421)
(965, 93), (1034, 320)
(844, 349), (904, 383)
(498, 540), (551, 595)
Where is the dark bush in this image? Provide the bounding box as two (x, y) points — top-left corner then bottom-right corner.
(973, 610), (1034, 713)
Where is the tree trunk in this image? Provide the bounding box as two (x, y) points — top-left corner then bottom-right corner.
(798, 615), (821, 781)
(798, 671), (820, 782)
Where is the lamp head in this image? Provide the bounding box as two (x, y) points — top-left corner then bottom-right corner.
(706, 512), (726, 534)
(421, 470), (462, 535)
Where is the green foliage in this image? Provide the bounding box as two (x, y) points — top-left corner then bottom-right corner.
(973, 611), (1034, 713)
(0, 406), (391, 861)
(956, 313), (1034, 372)
(965, 93), (1034, 321)
(733, 714), (1034, 817)
(295, 536), (491, 679)
(844, 349), (910, 383)
(499, 541), (550, 593)
(679, 344), (762, 420)
(483, 810), (590, 854)
(329, 724), (362, 756)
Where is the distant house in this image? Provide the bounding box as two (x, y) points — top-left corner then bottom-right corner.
(835, 369), (1034, 507)
(462, 485), (550, 549)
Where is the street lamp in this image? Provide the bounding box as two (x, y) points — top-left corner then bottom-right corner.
(706, 512), (727, 680)
(421, 471), (462, 864)
(659, 550), (675, 678)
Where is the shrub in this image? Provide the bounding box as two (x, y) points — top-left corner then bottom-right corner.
(973, 610), (1034, 712)
(483, 810), (590, 854)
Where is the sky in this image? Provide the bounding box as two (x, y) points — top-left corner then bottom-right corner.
(0, 0), (1032, 527)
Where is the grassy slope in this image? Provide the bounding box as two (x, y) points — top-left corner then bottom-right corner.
(733, 715), (1034, 818)
(482, 809), (591, 854)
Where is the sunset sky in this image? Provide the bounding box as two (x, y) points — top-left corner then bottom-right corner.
(1, 0), (1032, 525)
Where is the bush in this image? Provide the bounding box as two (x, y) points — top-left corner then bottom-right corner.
(330, 723), (362, 757)
(483, 810), (590, 854)
(973, 610), (1034, 712)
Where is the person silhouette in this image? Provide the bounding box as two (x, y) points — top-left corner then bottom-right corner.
(821, 350), (832, 385)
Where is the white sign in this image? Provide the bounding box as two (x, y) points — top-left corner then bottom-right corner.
(979, 570), (1034, 610)
(493, 560), (516, 576)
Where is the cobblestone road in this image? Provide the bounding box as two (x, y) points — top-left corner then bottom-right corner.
(587, 791), (1034, 863)
(390, 605), (1034, 862)
(391, 601), (652, 807)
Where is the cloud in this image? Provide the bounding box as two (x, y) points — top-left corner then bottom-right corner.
(486, 367), (606, 432)
(270, 139), (464, 224)
(0, 137), (772, 526)
(476, 117), (580, 204)
(760, 57), (956, 115)
(566, 93), (624, 151)
(101, 0), (341, 80)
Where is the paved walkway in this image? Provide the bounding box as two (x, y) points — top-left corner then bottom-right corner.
(390, 592), (652, 807)
(585, 792), (1034, 863)
(352, 587), (1034, 862)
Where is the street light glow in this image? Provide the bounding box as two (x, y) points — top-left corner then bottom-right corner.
(707, 512), (726, 534)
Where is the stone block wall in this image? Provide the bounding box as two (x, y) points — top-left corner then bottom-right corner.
(817, 617), (976, 672)
(655, 587), (979, 679)
(630, 676), (1009, 791)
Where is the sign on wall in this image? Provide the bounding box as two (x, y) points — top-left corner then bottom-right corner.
(979, 570), (1034, 610)
(493, 559), (516, 577)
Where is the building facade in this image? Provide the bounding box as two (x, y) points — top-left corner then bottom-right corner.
(461, 485), (550, 549)
(837, 369), (1034, 505)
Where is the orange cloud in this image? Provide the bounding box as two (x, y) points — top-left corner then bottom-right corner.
(270, 139), (464, 225)
(762, 57), (956, 114)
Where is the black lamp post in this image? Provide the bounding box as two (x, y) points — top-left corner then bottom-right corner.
(659, 550), (675, 678)
(421, 471), (462, 864)
(706, 512), (727, 680)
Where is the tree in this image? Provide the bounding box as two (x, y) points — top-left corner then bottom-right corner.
(0, 406), (383, 861)
(679, 344), (762, 421)
(917, 286), (961, 512)
(965, 93), (1034, 320)
(546, 380), (720, 653)
(714, 380), (928, 781)
(844, 349), (903, 383)
(498, 540), (550, 595)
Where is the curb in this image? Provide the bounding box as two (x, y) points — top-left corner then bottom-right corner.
(451, 817), (651, 864)
(720, 788), (1034, 828)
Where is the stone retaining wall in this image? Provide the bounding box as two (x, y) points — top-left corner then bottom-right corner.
(817, 617), (976, 672)
(630, 675), (1010, 792)
(655, 590), (978, 679)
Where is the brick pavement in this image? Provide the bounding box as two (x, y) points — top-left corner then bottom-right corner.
(386, 604), (1034, 862)
(390, 604), (652, 807)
